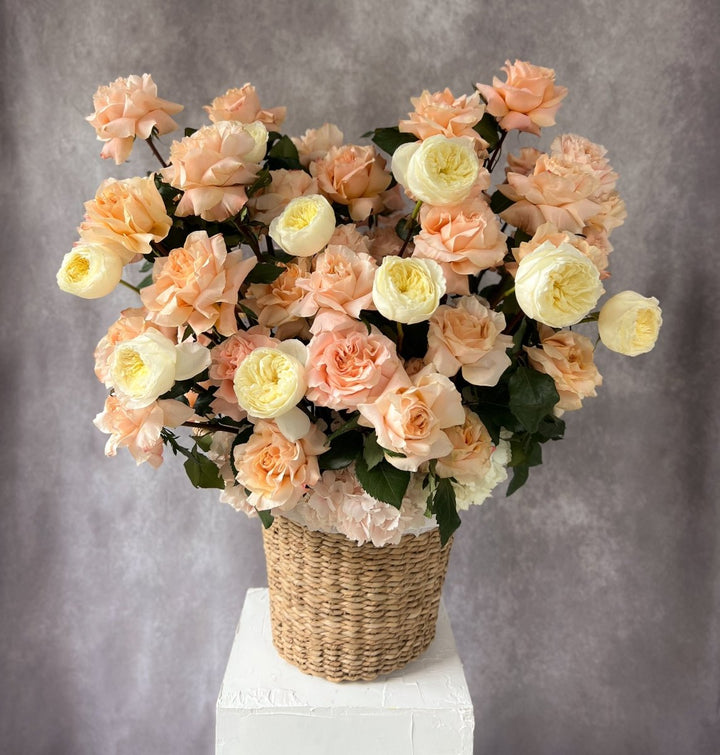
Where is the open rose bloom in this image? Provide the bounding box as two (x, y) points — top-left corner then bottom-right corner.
(60, 65), (661, 548)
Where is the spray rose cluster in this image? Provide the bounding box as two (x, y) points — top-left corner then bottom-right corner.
(59, 63), (661, 547)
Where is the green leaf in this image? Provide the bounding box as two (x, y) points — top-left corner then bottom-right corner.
(363, 432), (384, 470)
(246, 168), (272, 198)
(511, 318), (528, 355)
(506, 464), (529, 496)
(238, 304), (259, 325)
(184, 127), (197, 137)
(369, 127), (418, 156)
(245, 262), (284, 284)
(140, 259), (154, 273)
(325, 414), (360, 444)
(489, 190), (514, 214)
(508, 366), (559, 434)
(183, 452), (224, 489)
(433, 477), (461, 547)
(536, 415), (566, 441)
(509, 434), (542, 468)
(355, 454), (410, 509)
(192, 386), (218, 416)
(319, 431), (362, 471)
(195, 433), (214, 452)
(257, 509), (275, 529)
(473, 113), (500, 149)
(137, 274), (153, 289)
(513, 229), (532, 244)
(266, 135), (303, 170)
(229, 424), (254, 477)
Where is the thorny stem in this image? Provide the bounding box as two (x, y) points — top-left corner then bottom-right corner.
(145, 136), (168, 168)
(398, 200), (423, 257)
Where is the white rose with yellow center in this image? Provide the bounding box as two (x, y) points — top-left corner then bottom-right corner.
(268, 194), (336, 257)
(240, 120), (269, 163)
(598, 290), (662, 356)
(110, 330), (211, 409)
(515, 240), (604, 327)
(233, 341), (311, 441)
(372, 257), (446, 324)
(392, 134), (480, 206)
(56, 243), (124, 299)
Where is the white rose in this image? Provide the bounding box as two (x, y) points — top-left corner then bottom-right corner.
(598, 290), (662, 356)
(515, 241), (604, 328)
(241, 120), (269, 163)
(56, 243), (124, 299)
(372, 256), (446, 324)
(392, 134), (480, 205)
(110, 330), (211, 409)
(268, 194), (336, 257)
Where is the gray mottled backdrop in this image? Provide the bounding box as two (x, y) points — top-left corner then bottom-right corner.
(1, 0), (718, 753)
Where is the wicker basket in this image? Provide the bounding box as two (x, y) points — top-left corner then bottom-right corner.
(262, 514), (452, 682)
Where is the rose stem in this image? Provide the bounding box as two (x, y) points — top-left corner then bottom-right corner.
(398, 200), (423, 257)
(145, 136), (168, 168)
(119, 279), (141, 294)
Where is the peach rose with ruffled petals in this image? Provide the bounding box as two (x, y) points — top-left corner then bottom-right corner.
(86, 74), (183, 164)
(306, 317), (409, 410)
(161, 121), (264, 221)
(399, 88), (487, 147)
(141, 231), (256, 335)
(506, 147), (543, 178)
(358, 367), (465, 472)
(93, 396), (192, 468)
(551, 134), (617, 194)
(367, 224), (403, 261)
(525, 327), (602, 412)
(436, 409), (494, 483)
(413, 196), (507, 276)
(586, 191), (627, 235)
(233, 420), (326, 511)
(79, 176), (172, 263)
(499, 153), (602, 235)
(310, 144), (392, 221)
(328, 223), (372, 254)
(427, 297), (512, 386)
(476, 60), (567, 136)
(248, 169), (318, 225)
(292, 123), (344, 168)
(295, 245), (377, 320)
(204, 84), (286, 127)
(244, 259), (311, 329)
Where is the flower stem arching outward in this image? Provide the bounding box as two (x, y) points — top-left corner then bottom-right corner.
(486, 129), (508, 173)
(398, 200), (423, 257)
(119, 279), (141, 294)
(145, 135), (168, 168)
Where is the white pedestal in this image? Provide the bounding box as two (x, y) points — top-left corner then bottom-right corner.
(216, 588), (474, 755)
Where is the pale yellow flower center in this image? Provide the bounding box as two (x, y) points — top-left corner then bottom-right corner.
(425, 143), (477, 187)
(65, 254), (90, 283)
(115, 348), (150, 393)
(234, 348), (302, 416)
(388, 261), (433, 301)
(633, 309), (657, 344)
(548, 264), (597, 314)
(283, 198), (320, 230)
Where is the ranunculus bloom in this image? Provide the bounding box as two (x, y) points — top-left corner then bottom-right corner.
(476, 60), (567, 136)
(295, 245), (377, 321)
(505, 147), (543, 178)
(598, 291), (662, 356)
(436, 409), (494, 482)
(204, 83), (286, 127)
(392, 135), (486, 206)
(244, 259), (312, 328)
(515, 240), (604, 327)
(358, 367), (465, 471)
(160, 121), (264, 221)
(268, 194), (336, 257)
(306, 316), (409, 410)
(525, 327), (602, 412)
(372, 256), (446, 324)
(412, 195), (507, 276)
(248, 169), (318, 225)
(310, 144), (392, 221)
(56, 243), (123, 299)
(86, 74), (183, 164)
(398, 88), (486, 145)
(499, 153), (603, 235)
(233, 419), (326, 511)
(93, 396), (192, 468)
(292, 123), (344, 168)
(427, 297), (512, 386)
(79, 176), (172, 263)
(141, 231), (256, 335)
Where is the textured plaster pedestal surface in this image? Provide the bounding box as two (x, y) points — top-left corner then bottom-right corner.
(216, 588), (474, 755)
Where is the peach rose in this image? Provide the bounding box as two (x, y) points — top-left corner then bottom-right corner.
(367, 224), (404, 261)
(310, 144), (392, 221)
(525, 327), (602, 412)
(398, 88), (487, 146)
(328, 223), (372, 254)
(141, 231), (256, 335)
(93, 395), (192, 468)
(160, 121), (264, 221)
(358, 366), (465, 472)
(86, 74), (183, 164)
(412, 195), (507, 276)
(505, 147), (543, 178)
(295, 245), (377, 320)
(248, 169), (318, 225)
(435, 409), (494, 483)
(244, 259), (312, 329)
(233, 419), (326, 511)
(499, 153), (602, 235)
(204, 83), (286, 127)
(585, 190), (627, 235)
(291, 123), (344, 168)
(79, 176), (172, 263)
(476, 60), (567, 136)
(550, 134), (618, 194)
(427, 297), (512, 386)
(306, 317), (409, 410)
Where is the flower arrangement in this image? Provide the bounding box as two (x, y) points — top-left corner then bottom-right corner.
(59, 63), (662, 549)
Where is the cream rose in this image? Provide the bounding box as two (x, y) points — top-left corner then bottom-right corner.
(598, 291), (662, 356)
(372, 257), (446, 324)
(109, 330), (211, 409)
(392, 134), (484, 206)
(515, 241), (604, 327)
(57, 243), (124, 299)
(268, 194), (336, 257)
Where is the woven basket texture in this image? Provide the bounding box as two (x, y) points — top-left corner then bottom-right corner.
(262, 514), (452, 683)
